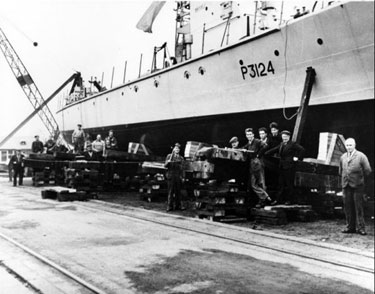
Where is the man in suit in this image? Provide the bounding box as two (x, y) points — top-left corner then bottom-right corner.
(242, 128), (273, 207)
(32, 135), (44, 153)
(10, 150), (25, 186)
(165, 143), (184, 211)
(339, 138), (372, 235)
(265, 130), (304, 205)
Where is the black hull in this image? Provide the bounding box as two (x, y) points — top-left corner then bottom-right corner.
(62, 99), (374, 165)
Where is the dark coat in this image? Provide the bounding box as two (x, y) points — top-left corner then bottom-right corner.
(10, 154), (25, 170)
(32, 140), (44, 153)
(83, 151), (98, 161)
(265, 141), (305, 169)
(242, 138), (267, 158)
(268, 133), (282, 150)
(165, 153), (184, 179)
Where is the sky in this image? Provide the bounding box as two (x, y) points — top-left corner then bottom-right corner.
(0, 0), (176, 142)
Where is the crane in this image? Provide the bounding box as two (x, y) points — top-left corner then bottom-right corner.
(0, 27), (79, 149)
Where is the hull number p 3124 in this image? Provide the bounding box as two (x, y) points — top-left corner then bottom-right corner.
(239, 60), (275, 80)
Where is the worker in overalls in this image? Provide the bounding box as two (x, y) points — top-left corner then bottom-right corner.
(165, 143), (184, 212)
(72, 124), (85, 154)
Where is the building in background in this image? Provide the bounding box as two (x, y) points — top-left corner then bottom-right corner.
(0, 136), (33, 172)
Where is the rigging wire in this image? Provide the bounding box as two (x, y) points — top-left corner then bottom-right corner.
(281, 18), (298, 121)
(0, 13), (37, 46)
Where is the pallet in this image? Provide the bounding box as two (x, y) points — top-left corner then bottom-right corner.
(41, 187), (89, 202)
(195, 211), (247, 223)
(264, 205), (316, 222)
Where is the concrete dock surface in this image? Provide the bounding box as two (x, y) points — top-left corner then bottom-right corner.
(0, 178), (373, 294)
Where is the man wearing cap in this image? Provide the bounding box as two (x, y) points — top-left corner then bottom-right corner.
(32, 135), (44, 154)
(242, 128), (273, 207)
(72, 124), (85, 154)
(229, 136), (239, 149)
(105, 130), (118, 151)
(265, 130), (305, 205)
(165, 143), (185, 211)
(10, 150), (25, 186)
(339, 138), (372, 236)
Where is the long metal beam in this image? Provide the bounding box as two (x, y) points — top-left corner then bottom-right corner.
(0, 73), (78, 148)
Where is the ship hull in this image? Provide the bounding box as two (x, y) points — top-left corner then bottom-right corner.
(61, 99), (374, 163)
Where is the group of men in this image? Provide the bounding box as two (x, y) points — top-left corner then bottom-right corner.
(228, 122), (305, 208)
(164, 122), (372, 236)
(9, 121), (371, 236)
(71, 124), (118, 160)
(31, 135), (68, 154)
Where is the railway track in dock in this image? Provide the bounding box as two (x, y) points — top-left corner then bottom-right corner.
(0, 231), (106, 294)
(76, 200), (374, 275)
(0, 181), (373, 293)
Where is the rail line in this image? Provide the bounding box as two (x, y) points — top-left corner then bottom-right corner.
(0, 231), (107, 294)
(78, 200), (374, 275)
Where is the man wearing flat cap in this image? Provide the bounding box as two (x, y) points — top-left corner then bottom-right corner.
(165, 143), (184, 211)
(265, 130), (305, 205)
(229, 136), (239, 149)
(72, 124), (85, 154)
(32, 135), (44, 154)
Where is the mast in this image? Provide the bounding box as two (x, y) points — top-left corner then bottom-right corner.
(174, 1), (191, 62)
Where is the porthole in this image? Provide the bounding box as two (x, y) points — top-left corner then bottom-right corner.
(198, 66), (206, 75)
(184, 71), (191, 79)
(106, 97), (109, 101)
(274, 50), (279, 56)
(134, 85), (138, 93)
(317, 38), (323, 45)
(154, 80), (159, 87)
(93, 101), (95, 105)
(121, 92), (124, 96)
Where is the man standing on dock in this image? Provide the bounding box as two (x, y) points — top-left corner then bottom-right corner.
(165, 143), (184, 212)
(10, 150), (24, 186)
(242, 128), (273, 207)
(339, 138), (372, 236)
(265, 130), (304, 205)
(72, 124), (85, 154)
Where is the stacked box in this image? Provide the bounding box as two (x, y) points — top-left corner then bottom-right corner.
(195, 181), (249, 221)
(251, 208), (287, 225)
(184, 141), (212, 158)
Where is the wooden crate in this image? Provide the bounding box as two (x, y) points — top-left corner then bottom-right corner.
(317, 133), (346, 166)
